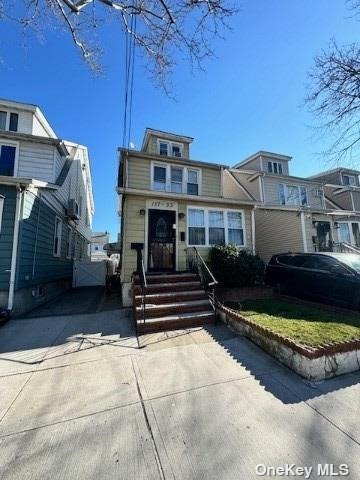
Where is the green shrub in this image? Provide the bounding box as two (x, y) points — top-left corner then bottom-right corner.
(209, 244), (265, 287)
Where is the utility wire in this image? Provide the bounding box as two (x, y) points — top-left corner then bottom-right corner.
(122, 7), (136, 149)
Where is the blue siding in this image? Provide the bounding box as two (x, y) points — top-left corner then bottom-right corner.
(16, 191), (73, 289)
(0, 186), (16, 290)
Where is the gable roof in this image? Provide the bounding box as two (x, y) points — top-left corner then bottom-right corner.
(233, 150), (292, 169)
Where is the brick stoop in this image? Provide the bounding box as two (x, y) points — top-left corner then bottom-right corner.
(133, 273), (215, 334)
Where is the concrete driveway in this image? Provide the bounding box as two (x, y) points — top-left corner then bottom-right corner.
(0, 288), (359, 479)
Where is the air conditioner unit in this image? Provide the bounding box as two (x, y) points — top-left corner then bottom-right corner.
(314, 188), (324, 197)
(68, 199), (80, 220)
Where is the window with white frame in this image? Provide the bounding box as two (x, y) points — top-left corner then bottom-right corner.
(151, 162), (200, 196)
(0, 111), (19, 132)
(170, 166), (183, 193)
(188, 209), (206, 245)
(53, 217), (62, 257)
(338, 221), (360, 246)
(267, 161), (283, 175)
(209, 211), (225, 245)
(279, 184), (308, 206)
(187, 169), (199, 195)
(343, 174), (356, 186)
(157, 139), (183, 158)
(187, 208), (245, 247)
(153, 165), (167, 191)
(0, 143), (17, 176)
(159, 142), (168, 156)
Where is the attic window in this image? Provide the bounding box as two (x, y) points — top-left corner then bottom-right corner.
(172, 145), (181, 157)
(268, 161), (283, 175)
(0, 111), (18, 132)
(158, 140), (183, 157)
(343, 174), (356, 186)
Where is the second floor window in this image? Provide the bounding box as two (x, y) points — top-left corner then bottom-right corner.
(0, 111), (18, 132)
(187, 169), (199, 195)
(0, 144), (17, 176)
(279, 184), (308, 206)
(152, 163), (200, 195)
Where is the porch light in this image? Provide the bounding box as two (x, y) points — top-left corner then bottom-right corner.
(178, 212), (185, 219)
(139, 209), (146, 216)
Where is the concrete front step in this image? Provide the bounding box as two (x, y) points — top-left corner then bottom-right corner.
(134, 281), (201, 295)
(134, 289), (207, 306)
(134, 273), (198, 285)
(135, 299), (211, 319)
(136, 310), (215, 334)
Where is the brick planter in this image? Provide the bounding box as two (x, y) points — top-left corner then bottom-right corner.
(217, 304), (360, 381)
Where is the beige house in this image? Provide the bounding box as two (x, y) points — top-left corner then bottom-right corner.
(117, 129), (257, 306)
(308, 167), (360, 248)
(229, 152), (360, 261)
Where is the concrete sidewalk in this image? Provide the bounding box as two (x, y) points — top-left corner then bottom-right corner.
(0, 296), (359, 479)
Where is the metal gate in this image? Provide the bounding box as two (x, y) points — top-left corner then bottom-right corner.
(73, 260), (107, 287)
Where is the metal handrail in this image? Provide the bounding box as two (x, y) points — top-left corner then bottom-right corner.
(186, 247), (218, 309)
(339, 242), (360, 253)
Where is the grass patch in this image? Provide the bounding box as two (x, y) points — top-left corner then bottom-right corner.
(233, 299), (360, 347)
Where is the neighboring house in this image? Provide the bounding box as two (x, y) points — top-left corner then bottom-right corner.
(117, 128), (257, 306)
(91, 231), (110, 261)
(0, 98), (94, 315)
(228, 151), (360, 261)
(308, 167), (360, 248)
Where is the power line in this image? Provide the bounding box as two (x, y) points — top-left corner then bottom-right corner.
(122, 8), (136, 149)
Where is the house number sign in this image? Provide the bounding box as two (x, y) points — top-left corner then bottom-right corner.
(151, 201), (175, 208)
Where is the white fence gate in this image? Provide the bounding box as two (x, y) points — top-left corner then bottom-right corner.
(73, 260), (107, 287)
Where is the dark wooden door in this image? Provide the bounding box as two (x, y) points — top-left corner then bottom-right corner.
(148, 210), (176, 271)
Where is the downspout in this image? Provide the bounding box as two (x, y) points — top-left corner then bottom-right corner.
(8, 185), (24, 312)
(300, 211), (308, 253)
(32, 193), (42, 278)
(251, 207), (256, 255)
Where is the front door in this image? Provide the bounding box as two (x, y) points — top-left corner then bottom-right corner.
(316, 221), (332, 251)
(148, 209), (176, 272)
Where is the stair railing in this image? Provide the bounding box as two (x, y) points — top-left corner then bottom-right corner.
(132, 244), (147, 333)
(186, 247), (218, 310)
(338, 242), (360, 254)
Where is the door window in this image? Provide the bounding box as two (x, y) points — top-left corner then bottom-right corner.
(339, 223), (351, 243)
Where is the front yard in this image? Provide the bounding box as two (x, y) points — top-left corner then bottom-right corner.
(234, 299), (360, 347)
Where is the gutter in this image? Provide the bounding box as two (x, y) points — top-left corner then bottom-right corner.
(7, 185), (24, 312)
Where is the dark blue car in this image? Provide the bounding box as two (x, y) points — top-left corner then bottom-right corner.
(265, 252), (360, 310)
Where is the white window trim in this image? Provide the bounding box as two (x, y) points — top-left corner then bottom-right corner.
(0, 110), (19, 132)
(0, 196), (4, 233)
(151, 161), (202, 196)
(187, 206), (246, 247)
(156, 138), (183, 158)
(267, 161), (283, 175)
(342, 174), (357, 186)
(0, 140), (19, 176)
(279, 183), (308, 206)
(53, 216), (62, 257)
(337, 221), (360, 245)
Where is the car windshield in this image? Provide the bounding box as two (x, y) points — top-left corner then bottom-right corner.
(329, 254), (360, 273)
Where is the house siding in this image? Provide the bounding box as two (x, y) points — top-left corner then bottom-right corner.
(16, 191), (73, 290)
(0, 185), (16, 293)
(17, 141), (55, 182)
(230, 171), (261, 200)
(127, 155), (222, 198)
(255, 208), (304, 262)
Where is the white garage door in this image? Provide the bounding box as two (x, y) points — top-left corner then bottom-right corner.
(73, 260), (107, 287)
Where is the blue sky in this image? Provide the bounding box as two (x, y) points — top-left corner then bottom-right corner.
(0, 1), (358, 240)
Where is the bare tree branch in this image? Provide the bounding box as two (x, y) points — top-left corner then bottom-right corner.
(0, 0), (238, 89)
